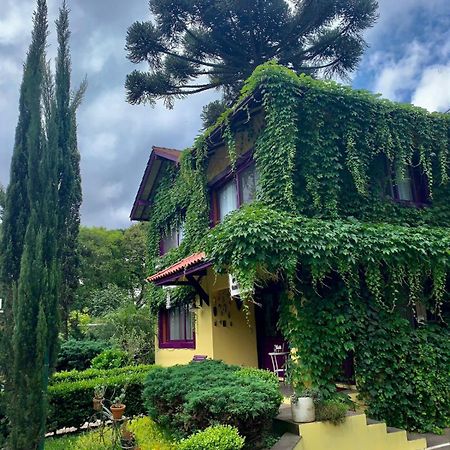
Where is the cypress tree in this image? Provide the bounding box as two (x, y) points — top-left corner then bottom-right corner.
(55, 1), (84, 339)
(0, 1), (60, 448)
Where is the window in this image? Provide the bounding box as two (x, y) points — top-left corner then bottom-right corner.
(218, 179), (238, 221)
(159, 305), (195, 348)
(212, 161), (259, 223)
(389, 164), (429, 206)
(160, 223), (185, 255)
(239, 163), (259, 204)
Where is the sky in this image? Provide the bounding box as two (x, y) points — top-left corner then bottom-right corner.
(0, 0), (449, 229)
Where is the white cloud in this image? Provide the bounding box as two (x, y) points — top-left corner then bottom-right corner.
(371, 41), (429, 100)
(411, 65), (450, 112)
(0, 1), (33, 45)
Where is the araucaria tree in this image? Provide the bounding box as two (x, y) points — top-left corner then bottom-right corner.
(0, 1), (83, 448)
(125, 0), (378, 107)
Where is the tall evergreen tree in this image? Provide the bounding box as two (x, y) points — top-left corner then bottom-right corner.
(55, 1), (84, 339)
(0, 1), (60, 448)
(125, 0), (378, 108)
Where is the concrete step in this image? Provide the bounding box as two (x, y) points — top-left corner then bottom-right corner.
(270, 432), (301, 450)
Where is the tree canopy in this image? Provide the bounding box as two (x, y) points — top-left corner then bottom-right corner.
(125, 0), (378, 108)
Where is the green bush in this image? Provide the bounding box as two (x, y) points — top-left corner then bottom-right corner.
(90, 303), (155, 365)
(90, 348), (129, 369)
(143, 360), (282, 448)
(178, 425), (245, 450)
(235, 366), (279, 386)
(55, 339), (109, 371)
(51, 364), (153, 384)
(315, 399), (347, 425)
(47, 365), (155, 431)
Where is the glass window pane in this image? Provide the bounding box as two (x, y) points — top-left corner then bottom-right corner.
(169, 307), (181, 340)
(218, 180), (237, 221)
(239, 164), (258, 205)
(185, 308), (193, 340)
(395, 170), (413, 201)
(162, 228), (178, 254)
(178, 223), (185, 245)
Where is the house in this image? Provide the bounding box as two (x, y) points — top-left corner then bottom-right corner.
(131, 63), (449, 433)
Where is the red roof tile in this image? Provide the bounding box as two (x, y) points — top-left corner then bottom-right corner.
(147, 252), (207, 282)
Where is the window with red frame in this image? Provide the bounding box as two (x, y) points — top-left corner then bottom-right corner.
(212, 162), (259, 224)
(159, 305), (195, 349)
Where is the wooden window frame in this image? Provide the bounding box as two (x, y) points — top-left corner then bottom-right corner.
(209, 150), (257, 225)
(158, 305), (195, 349)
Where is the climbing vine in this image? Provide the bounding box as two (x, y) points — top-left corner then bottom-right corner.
(145, 62), (450, 431)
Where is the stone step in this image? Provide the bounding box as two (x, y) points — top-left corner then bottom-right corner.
(270, 432), (301, 450)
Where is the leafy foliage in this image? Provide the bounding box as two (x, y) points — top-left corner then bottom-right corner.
(354, 309), (450, 433)
(55, 339), (109, 371)
(90, 303), (155, 364)
(125, 0), (378, 106)
(143, 360), (282, 448)
(45, 416), (175, 450)
(47, 365), (155, 431)
(143, 62), (450, 433)
(315, 399), (348, 425)
(178, 425), (245, 450)
(90, 348), (130, 370)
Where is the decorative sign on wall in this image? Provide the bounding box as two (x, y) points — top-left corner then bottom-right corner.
(213, 290), (233, 328)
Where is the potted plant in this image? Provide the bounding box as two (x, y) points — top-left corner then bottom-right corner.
(291, 388), (318, 423)
(110, 388), (126, 420)
(93, 385), (106, 411)
(120, 422), (138, 449)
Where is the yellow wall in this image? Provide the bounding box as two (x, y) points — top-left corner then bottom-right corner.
(206, 111), (265, 182)
(294, 415), (426, 450)
(155, 269), (258, 368)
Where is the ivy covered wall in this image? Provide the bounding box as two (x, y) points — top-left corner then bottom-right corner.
(143, 62), (449, 432)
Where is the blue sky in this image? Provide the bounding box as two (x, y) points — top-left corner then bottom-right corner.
(0, 0), (449, 228)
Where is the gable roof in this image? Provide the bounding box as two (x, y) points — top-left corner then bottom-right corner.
(130, 146), (181, 221)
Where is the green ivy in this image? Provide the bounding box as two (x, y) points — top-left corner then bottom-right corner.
(144, 62), (450, 432)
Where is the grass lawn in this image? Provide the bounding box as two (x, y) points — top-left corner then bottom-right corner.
(45, 417), (175, 450)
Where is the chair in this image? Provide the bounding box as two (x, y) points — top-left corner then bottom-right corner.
(269, 344), (289, 381)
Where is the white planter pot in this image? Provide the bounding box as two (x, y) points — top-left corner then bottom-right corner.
(291, 396), (315, 423)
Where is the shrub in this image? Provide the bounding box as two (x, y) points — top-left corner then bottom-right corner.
(90, 303), (155, 364)
(47, 365), (156, 431)
(315, 399), (348, 425)
(178, 425), (245, 450)
(90, 348), (130, 369)
(55, 339), (109, 371)
(143, 360), (282, 448)
(51, 364), (153, 384)
(235, 367), (279, 387)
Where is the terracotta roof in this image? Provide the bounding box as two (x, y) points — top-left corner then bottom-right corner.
(147, 252), (207, 282)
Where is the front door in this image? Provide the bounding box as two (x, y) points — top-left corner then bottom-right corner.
(255, 285), (287, 371)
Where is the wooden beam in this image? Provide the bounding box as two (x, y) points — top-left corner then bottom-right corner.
(186, 275), (210, 306)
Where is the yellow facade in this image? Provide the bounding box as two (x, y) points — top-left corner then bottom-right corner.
(155, 269), (258, 368)
(294, 415), (427, 450)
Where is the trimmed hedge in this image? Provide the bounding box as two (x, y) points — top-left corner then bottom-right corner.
(143, 360), (282, 448)
(178, 425), (245, 450)
(55, 339), (110, 371)
(47, 365), (156, 431)
(51, 364), (153, 384)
